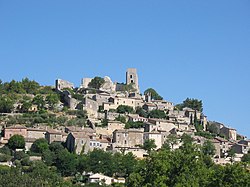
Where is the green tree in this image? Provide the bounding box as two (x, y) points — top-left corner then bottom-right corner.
(0, 96), (14, 113)
(20, 100), (32, 113)
(241, 152), (250, 163)
(202, 140), (216, 156)
(7, 135), (25, 150)
(49, 142), (64, 154)
(32, 94), (45, 110)
(144, 88), (163, 100)
(88, 77), (105, 89)
(227, 148), (236, 163)
(123, 83), (136, 93)
(56, 149), (77, 176)
(117, 105), (134, 114)
(42, 149), (56, 166)
(135, 107), (148, 118)
(85, 149), (115, 177)
(164, 134), (178, 149)
(175, 98), (203, 112)
(125, 121), (144, 129)
(148, 109), (167, 119)
(141, 139), (157, 153)
(14, 151), (29, 160)
(21, 77), (40, 94)
(46, 93), (59, 110)
(30, 138), (49, 154)
(0, 154), (12, 162)
(115, 115), (127, 123)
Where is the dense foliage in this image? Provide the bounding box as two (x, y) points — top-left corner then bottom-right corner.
(144, 88), (163, 100)
(0, 133), (250, 186)
(88, 77), (105, 89)
(127, 135), (250, 187)
(116, 105), (134, 114)
(148, 109), (167, 119)
(7, 135), (25, 150)
(175, 98), (203, 112)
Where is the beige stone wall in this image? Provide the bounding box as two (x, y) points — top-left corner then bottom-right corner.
(113, 129), (143, 148)
(144, 133), (163, 149)
(27, 130), (46, 139)
(4, 128), (27, 140)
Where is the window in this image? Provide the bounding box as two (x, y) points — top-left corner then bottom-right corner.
(90, 142), (92, 146)
(131, 80), (134, 83)
(93, 143), (96, 146)
(130, 75), (133, 78)
(125, 140), (127, 144)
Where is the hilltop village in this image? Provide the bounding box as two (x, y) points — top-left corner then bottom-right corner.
(0, 68), (250, 186)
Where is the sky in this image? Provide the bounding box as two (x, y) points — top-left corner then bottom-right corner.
(0, 1), (250, 137)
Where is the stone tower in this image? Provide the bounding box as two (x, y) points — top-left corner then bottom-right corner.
(126, 68), (140, 93)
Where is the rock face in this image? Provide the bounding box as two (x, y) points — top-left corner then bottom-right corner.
(100, 76), (116, 93)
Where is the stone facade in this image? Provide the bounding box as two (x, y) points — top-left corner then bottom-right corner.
(81, 78), (93, 88)
(146, 119), (176, 133)
(103, 96), (143, 111)
(126, 68), (140, 93)
(83, 97), (99, 118)
(112, 129), (143, 148)
(27, 128), (47, 139)
(128, 114), (148, 123)
(66, 132), (90, 154)
(143, 132), (163, 149)
(220, 126), (237, 141)
(152, 100), (174, 111)
(4, 125), (27, 140)
(96, 121), (125, 137)
(55, 79), (74, 91)
(45, 130), (66, 144)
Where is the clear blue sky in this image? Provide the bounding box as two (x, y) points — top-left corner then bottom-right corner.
(0, 1), (250, 137)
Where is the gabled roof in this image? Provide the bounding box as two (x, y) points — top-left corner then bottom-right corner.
(71, 132), (89, 139)
(214, 137), (228, 142)
(46, 129), (63, 135)
(5, 125), (27, 129)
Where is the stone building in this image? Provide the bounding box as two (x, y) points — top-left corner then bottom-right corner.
(45, 130), (67, 144)
(55, 79), (74, 91)
(145, 119), (176, 133)
(142, 103), (157, 112)
(4, 125), (27, 140)
(143, 132), (163, 149)
(112, 129), (144, 148)
(126, 68), (140, 93)
(66, 132), (109, 154)
(81, 78), (93, 89)
(66, 132), (90, 154)
(231, 143), (250, 154)
(212, 137), (231, 158)
(220, 126), (237, 141)
(95, 121), (125, 137)
(152, 100), (174, 111)
(103, 96), (143, 111)
(27, 128), (47, 140)
(61, 90), (79, 110)
(128, 114), (148, 123)
(83, 97), (99, 118)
